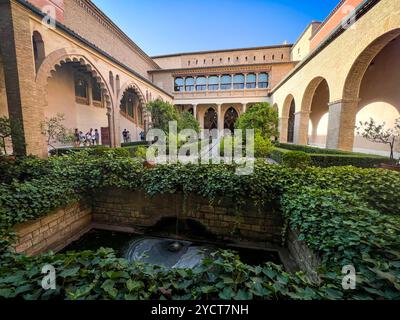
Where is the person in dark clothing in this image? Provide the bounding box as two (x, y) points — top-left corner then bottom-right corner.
(122, 129), (128, 143)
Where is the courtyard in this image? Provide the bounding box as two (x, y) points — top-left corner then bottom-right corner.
(0, 0), (399, 310)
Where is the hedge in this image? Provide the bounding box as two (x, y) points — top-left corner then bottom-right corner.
(121, 141), (150, 148)
(275, 143), (360, 155)
(271, 147), (391, 168)
(0, 153), (399, 299)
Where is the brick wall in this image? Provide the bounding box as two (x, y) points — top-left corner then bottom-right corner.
(13, 202), (92, 256)
(92, 189), (284, 245)
(62, 0), (158, 79)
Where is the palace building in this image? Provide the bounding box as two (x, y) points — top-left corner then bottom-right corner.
(0, 0), (399, 157)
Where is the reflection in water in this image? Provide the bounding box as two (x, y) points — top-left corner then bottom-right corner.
(125, 238), (209, 269)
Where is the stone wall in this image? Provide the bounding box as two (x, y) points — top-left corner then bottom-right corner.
(92, 189), (283, 245)
(13, 202), (92, 256)
(287, 230), (321, 282)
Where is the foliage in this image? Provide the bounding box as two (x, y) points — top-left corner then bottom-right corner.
(271, 147), (391, 168)
(275, 143), (354, 155)
(133, 146), (147, 159)
(282, 151), (311, 169)
(357, 118), (400, 161)
(178, 111), (200, 133)
(121, 141), (150, 148)
(0, 248), (335, 300)
(0, 155), (400, 300)
(254, 132), (274, 158)
(0, 116), (23, 156)
(235, 103), (279, 139)
(41, 114), (73, 153)
(146, 100), (179, 133)
(281, 188), (400, 299)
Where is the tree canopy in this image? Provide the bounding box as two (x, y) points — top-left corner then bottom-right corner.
(146, 100), (199, 133)
(235, 103), (279, 139)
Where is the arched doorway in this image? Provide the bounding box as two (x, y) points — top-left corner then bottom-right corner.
(353, 36), (400, 156)
(35, 52), (113, 153)
(45, 61), (110, 147)
(339, 29), (400, 153)
(118, 84), (146, 142)
(204, 108), (218, 130)
(303, 78), (330, 147)
(224, 107), (238, 133)
(287, 99), (295, 143)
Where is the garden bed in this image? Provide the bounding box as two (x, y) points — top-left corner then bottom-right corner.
(0, 152), (399, 300)
(271, 143), (392, 168)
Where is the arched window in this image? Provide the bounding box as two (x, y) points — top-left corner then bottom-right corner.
(32, 31), (45, 72)
(224, 107), (239, 132)
(258, 73), (269, 88)
(208, 76), (219, 91)
(174, 77), (184, 92)
(220, 75), (232, 90)
(74, 73), (89, 105)
(246, 74), (256, 89)
(233, 74), (245, 89)
(120, 88), (139, 121)
(109, 71), (114, 92)
(204, 108), (218, 130)
(195, 76), (207, 91)
(185, 77), (195, 92)
(92, 78), (103, 106)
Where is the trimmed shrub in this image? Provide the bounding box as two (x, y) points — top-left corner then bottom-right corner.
(276, 143), (353, 155)
(282, 151), (311, 169)
(254, 133), (274, 158)
(121, 141), (150, 148)
(271, 147), (391, 168)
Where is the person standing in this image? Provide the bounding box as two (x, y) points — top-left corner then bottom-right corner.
(85, 131), (91, 146)
(122, 129), (128, 143)
(74, 129), (80, 147)
(127, 131), (131, 143)
(95, 129), (100, 146)
(79, 131), (85, 146)
(91, 129), (96, 146)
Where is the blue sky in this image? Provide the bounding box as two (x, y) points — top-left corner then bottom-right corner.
(92, 0), (339, 56)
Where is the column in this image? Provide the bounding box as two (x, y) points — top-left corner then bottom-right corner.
(293, 110), (310, 145)
(217, 104), (224, 132)
(279, 117), (289, 143)
(0, 1), (45, 156)
(242, 103), (247, 114)
(193, 104), (198, 120)
(326, 99), (359, 151)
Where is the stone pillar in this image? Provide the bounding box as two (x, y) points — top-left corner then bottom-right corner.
(242, 103), (247, 114)
(293, 111), (310, 145)
(326, 99), (359, 151)
(217, 104), (224, 132)
(193, 104), (198, 120)
(0, 1), (45, 156)
(279, 117), (289, 143)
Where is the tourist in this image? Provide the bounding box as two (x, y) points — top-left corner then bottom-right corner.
(85, 131), (92, 146)
(140, 131), (145, 141)
(74, 129), (80, 147)
(79, 131), (85, 146)
(126, 131), (131, 143)
(122, 129), (128, 143)
(95, 129), (100, 146)
(91, 129), (96, 146)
